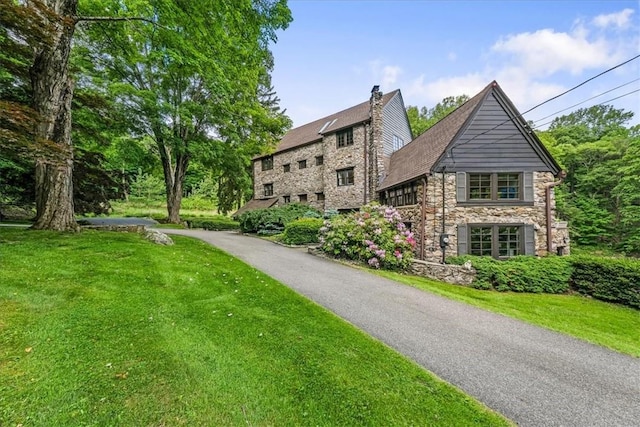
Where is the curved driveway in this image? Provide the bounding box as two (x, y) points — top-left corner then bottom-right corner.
(166, 229), (639, 426)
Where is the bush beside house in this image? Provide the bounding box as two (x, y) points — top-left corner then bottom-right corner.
(320, 204), (416, 270)
(282, 218), (324, 245)
(570, 256), (640, 309)
(238, 203), (321, 235)
(449, 254), (640, 309)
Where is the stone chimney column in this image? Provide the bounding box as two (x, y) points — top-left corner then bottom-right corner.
(369, 85), (384, 201)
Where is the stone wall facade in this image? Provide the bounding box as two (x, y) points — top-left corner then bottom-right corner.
(253, 141), (325, 210)
(397, 172), (569, 262)
(409, 259), (476, 285)
(253, 88), (387, 212)
(323, 124), (367, 210)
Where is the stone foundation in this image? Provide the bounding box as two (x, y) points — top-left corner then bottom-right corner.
(409, 259), (476, 285)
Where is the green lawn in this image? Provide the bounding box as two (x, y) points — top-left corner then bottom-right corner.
(0, 229), (509, 426)
(374, 270), (640, 357)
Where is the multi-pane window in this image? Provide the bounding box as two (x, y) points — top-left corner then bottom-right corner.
(263, 183), (273, 197)
(337, 167), (354, 186)
(261, 157), (273, 171)
(381, 182), (418, 206)
(469, 225), (522, 258)
(469, 173), (521, 200)
(392, 134), (404, 151)
(337, 128), (354, 148)
(298, 160), (307, 169)
(283, 195), (290, 204)
(497, 174), (520, 199)
(316, 192), (325, 201)
(283, 163), (290, 173)
(298, 194), (307, 203)
(315, 155), (324, 166)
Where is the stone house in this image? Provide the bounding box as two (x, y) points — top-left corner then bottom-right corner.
(240, 81), (569, 261)
(242, 86), (412, 213)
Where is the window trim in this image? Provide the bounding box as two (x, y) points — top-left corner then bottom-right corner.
(457, 172), (533, 206)
(392, 134), (404, 151)
(261, 156), (273, 171)
(381, 181), (418, 206)
(468, 223), (524, 259)
(336, 167), (355, 186)
(263, 183), (273, 197)
(336, 127), (354, 148)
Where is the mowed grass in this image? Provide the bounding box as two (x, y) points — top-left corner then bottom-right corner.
(0, 229), (510, 426)
(374, 270), (640, 357)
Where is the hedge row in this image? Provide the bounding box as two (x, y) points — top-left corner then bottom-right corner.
(238, 203), (322, 235)
(448, 256), (571, 293)
(185, 216), (239, 231)
(282, 218), (324, 245)
(448, 255), (640, 309)
(571, 256), (640, 309)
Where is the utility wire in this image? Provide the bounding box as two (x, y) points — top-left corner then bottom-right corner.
(531, 78), (640, 124)
(445, 54), (640, 154)
(450, 87), (640, 157)
(531, 88), (640, 130)
(521, 54), (640, 116)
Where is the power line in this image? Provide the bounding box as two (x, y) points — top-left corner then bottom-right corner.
(531, 78), (640, 124)
(531, 88), (640, 130)
(521, 54), (640, 116)
(446, 54), (640, 153)
(449, 87), (640, 160)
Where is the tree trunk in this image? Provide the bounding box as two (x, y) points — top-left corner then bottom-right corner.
(159, 143), (189, 224)
(30, 0), (79, 231)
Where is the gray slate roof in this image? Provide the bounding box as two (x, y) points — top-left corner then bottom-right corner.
(260, 90), (400, 158)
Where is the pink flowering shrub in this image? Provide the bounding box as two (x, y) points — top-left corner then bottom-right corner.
(319, 204), (416, 270)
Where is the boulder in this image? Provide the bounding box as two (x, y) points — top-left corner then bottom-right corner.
(144, 229), (174, 246)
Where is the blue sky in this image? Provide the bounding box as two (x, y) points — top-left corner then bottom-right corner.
(270, 0), (640, 130)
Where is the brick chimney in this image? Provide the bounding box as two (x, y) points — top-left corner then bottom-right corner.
(368, 85), (384, 201)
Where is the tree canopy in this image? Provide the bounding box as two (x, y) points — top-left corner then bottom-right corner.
(540, 105), (639, 254)
(76, 0), (292, 221)
(406, 95), (470, 137)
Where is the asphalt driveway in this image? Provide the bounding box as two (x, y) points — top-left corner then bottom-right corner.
(166, 229), (639, 427)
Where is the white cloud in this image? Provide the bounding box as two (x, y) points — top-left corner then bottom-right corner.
(592, 8), (635, 29)
(382, 65), (402, 88)
(447, 52), (457, 62)
(405, 73), (486, 104)
(491, 28), (615, 76)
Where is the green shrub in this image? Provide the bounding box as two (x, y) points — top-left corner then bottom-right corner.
(238, 203), (322, 234)
(448, 255), (572, 293)
(320, 204), (416, 270)
(282, 218), (324, 245)
(186, 216), (239, 231)
(570, 256), (640, 308)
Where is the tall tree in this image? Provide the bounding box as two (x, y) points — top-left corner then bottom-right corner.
(406, 95), (470, 137)
(540, 106), (639, 253)
(1, 0), (79, 230)
(0, 0), (155, 230)
(78, 0), (292, 222)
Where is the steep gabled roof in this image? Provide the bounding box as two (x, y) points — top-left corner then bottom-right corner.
(379, 83), (492, 190)
(380, 81), (561, 190)
(259, 90), (400, 158)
